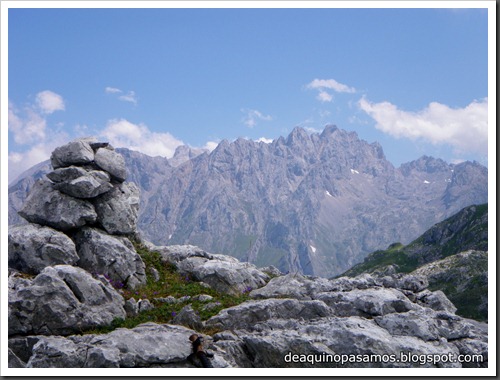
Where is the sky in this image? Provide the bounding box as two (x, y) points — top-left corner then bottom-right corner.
(4, 2), (493, 183)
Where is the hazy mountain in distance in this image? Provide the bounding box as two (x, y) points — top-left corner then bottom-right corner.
(8, 125), (488, 277)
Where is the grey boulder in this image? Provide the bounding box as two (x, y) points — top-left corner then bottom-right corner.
(18, 179), (97, 231)
(374, 309), (442, 341)
(172, 305), (203, 330)
(8, 224), (79, 274)
(46, 165), (89, 183)
(417, 290), (458, 314)
(50, 140), (94, 169)
(156, 244), (269, 296)
(94, 147), (127, 182)
(73, 227), (146, 290)
(52, 168), (113, 199)
(213, 316), (461, 368)
(8, 265), (126, 336)
(25, 323), (197, 368)
(250, 273), (333, 300)
(93, 182), (140, 235)
(205, 298), (332, 331)
(316, 288), (416, 317)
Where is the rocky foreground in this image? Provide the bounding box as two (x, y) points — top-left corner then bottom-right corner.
(8, 139), (488, 368)
(9, 243), (488, 368)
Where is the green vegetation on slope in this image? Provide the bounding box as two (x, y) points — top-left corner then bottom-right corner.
(339, 204), (488, 321)
(424, 251), (488, 322)
(342, 204), (487, 277)
(341, 243), (419, 277)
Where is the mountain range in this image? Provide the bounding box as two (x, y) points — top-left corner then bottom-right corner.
(8, 125), (488, 278)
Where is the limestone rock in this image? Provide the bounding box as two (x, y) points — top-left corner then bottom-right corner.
(329, 274), (383, 292)
(124, 298), (139, 317)
(73, 227), (146, 290)
(374, 309), (442, 341)
(8, 224), (79, 275)
(53, 169), (113, 199)
(50, 140), (94, 169)
(8, 265), (126, 336)
(213, 316), (461, 368)
(249, 273), (333, 300)
(452, 338), (488, 368)
(8, 348), (26, 368)
(417, 290), (458, 314)
(93, 182), (140, 235)
(156, 244), (269, 295)
(172, 305), (203, 330)
(46, 166), (88, 183)
(94, 147), (127, 182)
(205, 298), (332, 331)
(396, 274), (429, 293)
(137, 299), (154, 313)
(25, 323), (196, 368)
(259, 265), (283, 277)
(317, 288), (416, 317)
(18, 179), (97, 231)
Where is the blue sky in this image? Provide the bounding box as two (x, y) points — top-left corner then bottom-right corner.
(5, 3), (492, 182)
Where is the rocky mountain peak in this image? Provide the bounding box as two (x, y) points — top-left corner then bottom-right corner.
(400, 155), (451, 176)
(320, 123), (339, 137)
(169, 145), (207, 167)
(286, 126), (311, 146)
(7, 138), (488, 369)
(8, 127), (488, 278)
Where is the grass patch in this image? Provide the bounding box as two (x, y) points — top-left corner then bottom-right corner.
(86, 241), (251, 335)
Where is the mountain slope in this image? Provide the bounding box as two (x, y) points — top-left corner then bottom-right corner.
(8, 126), (488, 277)
(341, 204), (488, 321)
(342, 203), (488, 276)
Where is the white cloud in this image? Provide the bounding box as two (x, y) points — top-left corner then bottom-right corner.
(35, 90), (65, 114)
(256, 137), (273, 144)
(358, 96), (488, 155)
(304, 126), (323, 134)
(203, 141), (219, 152)
(8, 92), (70, 182)
(118, 90), (138, 105)
(8, 144), (51, 182)
(100, 118), (184, 158)
(8, 133), (70, 183)
(241, 109), (273, 128)
(105, 87), (122, 94)
(317, 90), (333, 103)
(307, 78), (356, 94)
(9, 90), (65, 146)
(9, 101), (46, 145)
(105, 87), (137, 105)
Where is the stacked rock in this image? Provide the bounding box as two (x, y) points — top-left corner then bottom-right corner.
(9, 137), (146, 290)
(8, 138), (148, 337)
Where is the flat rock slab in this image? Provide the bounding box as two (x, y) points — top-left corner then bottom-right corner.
(23, 323), (196, 368)
(205, 298), (332, 330)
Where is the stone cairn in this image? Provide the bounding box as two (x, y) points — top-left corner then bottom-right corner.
(8, 138), (146, 336)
